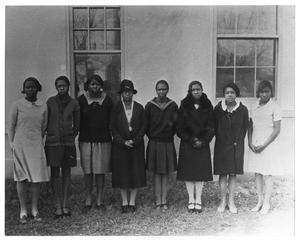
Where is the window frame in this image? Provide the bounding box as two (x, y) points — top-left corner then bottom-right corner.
(213, 6), (279, 101)
(68, 6), (124, 97)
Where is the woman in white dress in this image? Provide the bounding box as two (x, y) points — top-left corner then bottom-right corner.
(247, 80), (281, 214)
(8, 77), (49, 223)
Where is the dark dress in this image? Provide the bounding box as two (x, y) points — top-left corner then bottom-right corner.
(110, 101), (147, 188)
(213, 101), (249, 175)
(145, 98), (178, 174)
(176, 93), (214, 182)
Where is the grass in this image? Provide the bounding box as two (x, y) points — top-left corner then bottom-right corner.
(5, 173), (294, 235)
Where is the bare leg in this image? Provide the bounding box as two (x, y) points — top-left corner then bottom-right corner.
(228, 174), (237, 213)
(120, 189), (128, 206)
(185, 181), (195, 209)
(31, 183), (40, 216)
(51, 178), (62, 210)
(84, 174), (93, 206)
(16, 181), (27, 217)
(129, 189), (137, 206)
(62, 167), (71, 211)
(251, 173), (264, 212)
(154, 174), (162, 206)
(195, 181), (204, 211)
(95, 174), (104, 205)
(260, 175), (273, 214)
(161, 174), (168, 205)
(217, 175), (227, 212)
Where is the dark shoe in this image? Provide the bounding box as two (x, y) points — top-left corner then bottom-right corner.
(195, 203), (202, 213)
(62, 207), (71, 217)
(155, 204), (161, 210)
(82, 204), (92, 214)
(54, 208), (63, 218)
(96, 203), (106, 211)
(188, 203), (195, 213)
(128, 205), (136, 213)
(31, 212), (42, 222)
(121, 205), (128, 213)
(19, 214), (28, 224)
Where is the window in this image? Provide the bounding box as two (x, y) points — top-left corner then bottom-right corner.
(216, 6), (277, 98)
(71, 6), (121, 102)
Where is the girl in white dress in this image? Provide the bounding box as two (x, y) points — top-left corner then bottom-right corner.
(247, 80), (281, 214)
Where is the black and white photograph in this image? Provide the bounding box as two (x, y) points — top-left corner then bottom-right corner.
(3, 0), (297, 237)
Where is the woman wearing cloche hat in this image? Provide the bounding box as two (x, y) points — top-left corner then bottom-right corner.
(110, 79), (146, 213)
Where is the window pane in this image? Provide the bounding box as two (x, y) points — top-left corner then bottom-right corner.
(73, 8), (88, 28)
(75, 54), (121, 102)
(217, 6), (236, 34)
(107, 30), (121, 50)
(90, 31), (105, 50)
(90, 8), (104, 28)
(217, 40), (234, 66)
(237, 6), (257, 34)
(216, 68), (234, 97)
(73, 31), (88, 50)
(236, 40), (255, 66)
(256, 40), (275, 66)
(106, 8), (120, 28)
(256, 68), (275, 94)
(236, 68), (255, 97)
(257, 6), (277, 34)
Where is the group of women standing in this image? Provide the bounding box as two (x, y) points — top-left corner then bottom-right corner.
(8, 74), (282, 223)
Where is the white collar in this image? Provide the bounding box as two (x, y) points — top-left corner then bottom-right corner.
(221, 99), (240, 113)
(253, 98), (274, 109)
(21, 98), (43, 107)
(84, 91), (106, 105)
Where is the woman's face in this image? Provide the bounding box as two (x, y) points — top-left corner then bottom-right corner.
(24, 80), (38, 99)
(88, 79), (102, 95)
(122, 90), (133, 102)
(156, 83), (168, 99)
(191, 84), (203, 100)
(259, 87), (272, 103)
(56, 79), (69, 95)
(224, 87), (237, 103)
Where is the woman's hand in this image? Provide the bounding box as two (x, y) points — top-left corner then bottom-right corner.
(193, 140), (203, 149)
(248, 143), (256, 153)
(124, 140), (134, 149)
(254, 144), (266, 153)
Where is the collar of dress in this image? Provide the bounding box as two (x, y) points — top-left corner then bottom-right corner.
(149, 98), (174, 111)
(84, 91), (106, 105)
(21, 98), (43, 107)
(221, 99), (241, 113)
(253, 98), (274, 109)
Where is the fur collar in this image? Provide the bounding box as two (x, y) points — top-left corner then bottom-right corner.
(181, 93), (212, 110)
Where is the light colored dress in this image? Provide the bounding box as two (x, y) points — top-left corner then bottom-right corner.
(247, 98), (282, 175)
(8, 98), (50, 182)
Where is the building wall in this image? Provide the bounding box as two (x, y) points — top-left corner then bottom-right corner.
(5, 6), (295, 178)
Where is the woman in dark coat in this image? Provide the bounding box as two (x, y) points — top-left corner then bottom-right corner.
(110, 79), (146, 213)
(78, 74), (113, 211)
(145, 80), (178, 210)
(177, 81), (214, 213)
(45, 76), (80, 217)
(213, 82), (249, 214)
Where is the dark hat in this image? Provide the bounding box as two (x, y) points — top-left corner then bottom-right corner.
(118, 79), (137, 94)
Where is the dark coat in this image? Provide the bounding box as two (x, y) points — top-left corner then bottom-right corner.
(176, 93), (214, 181)
(213, 101), (249, 175)
(78, 94), (113, 143)
(45, 95), (80, 146)
(110, 101), (146, 188)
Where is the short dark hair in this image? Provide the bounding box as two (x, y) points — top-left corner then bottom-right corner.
(188, 80), (203, 94)
(155, 79), (169, 90)
(256, 80), (273, 98)
(55, 75), (70, 87)
(223, 82), (240, 97)
(84, 75), (104, 91)
(21, 77), (42, 93)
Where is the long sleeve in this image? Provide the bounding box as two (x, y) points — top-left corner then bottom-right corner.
(132, 108), (147, 145)
(73, 101), (80, 136)
(176, 106), (191, 142)
(41, 107), (48, 137)
(202, 106), (215, 143)
(242, 107), (249, 138)
(7, 101), (18, 144)
(110, 107), (126, 146)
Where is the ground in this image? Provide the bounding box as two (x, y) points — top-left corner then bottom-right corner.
(5, 173), (294, 236)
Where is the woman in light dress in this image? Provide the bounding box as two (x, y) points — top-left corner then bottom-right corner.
(248, 80), (282, 214)
(8, 77), (49, 223)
